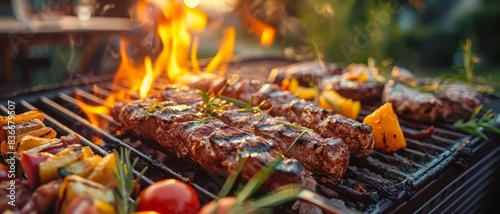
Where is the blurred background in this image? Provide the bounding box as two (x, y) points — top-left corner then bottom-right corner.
(0, 0), (499, 94)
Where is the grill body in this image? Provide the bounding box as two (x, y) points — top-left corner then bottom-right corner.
(1, 58), (498, 213)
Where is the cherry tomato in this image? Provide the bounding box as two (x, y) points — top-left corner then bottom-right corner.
(133, 212), (160, 214)
(199, 197), (237, 214)
(136, 179), (200, 214)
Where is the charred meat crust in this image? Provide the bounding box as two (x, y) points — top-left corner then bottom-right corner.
(190, 78), (374, 158)
(382, 80), (482, 122)
(269, 61), (383, 103)
(321, 76), (384, 103)
(112, 99), (317, 190)
(268, 61), (346, 87)
(161, 85), (350, 183)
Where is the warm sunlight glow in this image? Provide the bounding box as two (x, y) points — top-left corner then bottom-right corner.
(184, 0), (200, 9)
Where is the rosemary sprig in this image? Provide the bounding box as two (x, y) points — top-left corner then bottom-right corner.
(279, 121), (313, 132)
(199, 84), (230, 121)
(462, 39), (480, 85)
(250, 184), (305, 209)
(218, 157), (249, 198)
(453, 105), (500, 140)
(287, 130), (308, 154)
(112, 148), (148, 214)
(229, 156), (285, 214)
(322, 95), (342, 113)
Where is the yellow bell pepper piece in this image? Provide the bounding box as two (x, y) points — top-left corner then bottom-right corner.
(288, 78), (317, 100)
(362, 103), (407, 152)
(87, 153), (119, 187)
(319, 90), (361, 120)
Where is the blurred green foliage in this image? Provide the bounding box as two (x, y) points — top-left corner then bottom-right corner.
(281, 0), (500, 72)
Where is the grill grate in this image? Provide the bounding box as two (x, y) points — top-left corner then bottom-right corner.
(1, 58), (498, 213)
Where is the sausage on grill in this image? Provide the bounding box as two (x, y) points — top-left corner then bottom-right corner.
(111, 99), (317, 190)
(161, 85), (350, 183)
(189, 78), (375, 158)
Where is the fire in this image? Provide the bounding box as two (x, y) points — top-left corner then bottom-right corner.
(205, 27), (236, 73)
(237, 0), (276, 47)
(77, 0), (275, 128)
(140, 57), (154, 99)
(75, 94), (110, 127)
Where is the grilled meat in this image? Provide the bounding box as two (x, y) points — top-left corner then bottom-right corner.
(0, 179), (32, 212)
(269, 62), (384, 103)
(268, 61), (346, 87)
(162, 85), (350, 183)
(112, 99), (317, 190)
(382, 80), (482, 122)
(21, 180), (61, 214)
(189, 78), (374, 158)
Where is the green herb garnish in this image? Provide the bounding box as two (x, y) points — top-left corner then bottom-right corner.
(145, 100), (165, 119)
(228, 156), (286, 214)
(462, 39), (480, 86)
(112, 148), (148, 214)
(322, 95), (342, 113)
(453, 105), (500, 140)
(286, 130), (308, 154)
(199, 84), (230, 121)
(279, 121), (313, 132)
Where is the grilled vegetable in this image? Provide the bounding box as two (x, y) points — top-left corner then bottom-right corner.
(1, 127), (57, 156)
(26, 141), (64, 154)
(87, 153), (119, 187)
(63, 196), (116, 214)
(39, 145), (84, 184)
(286, 78), (317, 100)
(363, 103), (407, 152)
(0, 118), (45, 142)
(58, 175), (115, 213)
(17, 135), (59, 153)
(82, 146), (96, 159)
(59, 156), (102, 178)
(0, 109), (44, 125)
(20, 152), (52, 190)
(320, 90), (361, 120)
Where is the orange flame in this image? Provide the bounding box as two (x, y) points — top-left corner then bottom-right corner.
(237, 1), (276, 47)
(76, 0), (275, 129)
(75, 94), (110, 127)
(140, 57), (154, 99)
(205, 27), (236, 73)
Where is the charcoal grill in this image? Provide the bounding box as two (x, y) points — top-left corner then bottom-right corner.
(1, 58), (499, 213)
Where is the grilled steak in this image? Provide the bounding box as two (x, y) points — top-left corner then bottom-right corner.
(161, 85), (350, 183)
(189, 78), (374, 158)
(382, 80), (482, 122)
(268, 61), (346, 87)
(0, 179), (32, 212)
(269, 62), (384, 103)
(112, 99), (317, 190)
(21, 180), (61, 214)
